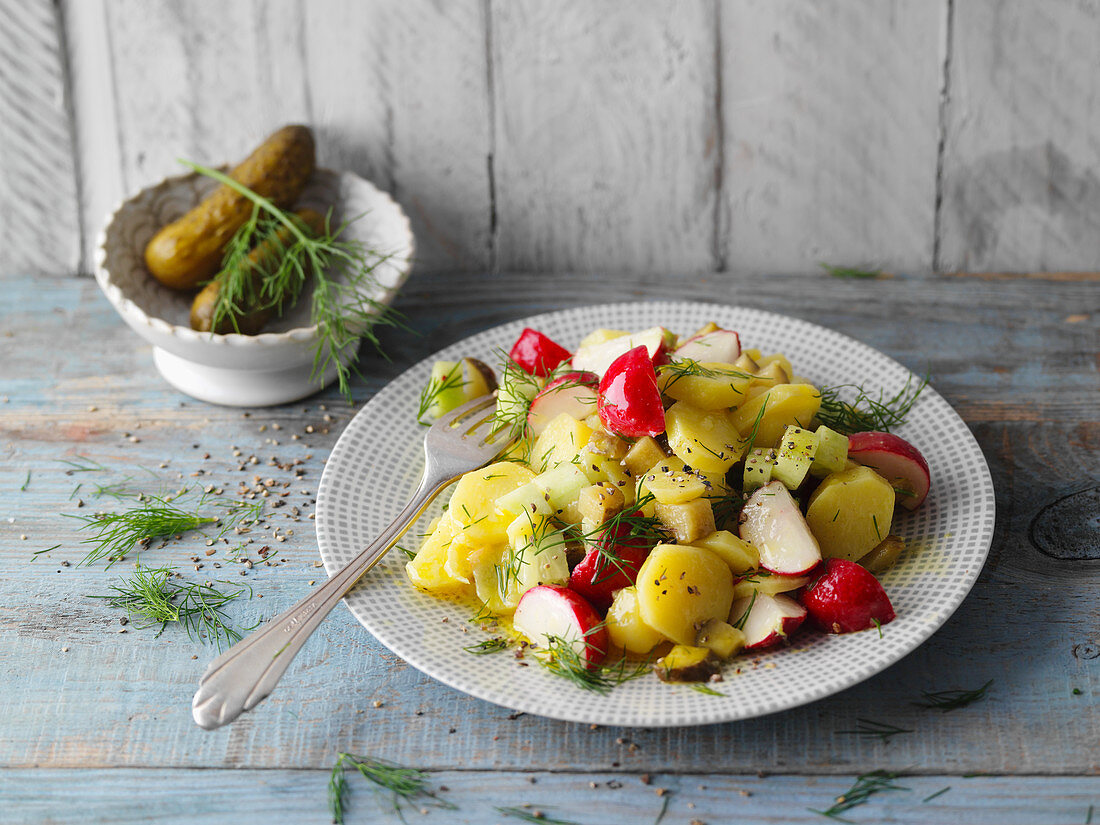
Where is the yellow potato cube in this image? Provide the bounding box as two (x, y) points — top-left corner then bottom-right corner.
(661, 362), (754, 410)
(641, 458), (707, 505)
(665, 401), (745, 473)
(623, 436), (667, 477)
(694, 618), (746, 660)
(730, 384), (822, 448)
(693, 530), (759, 575)
(655, 498), (716, 543)
(636, 544), (734, 645)
(532, 413), (593, 472)
(805, 465), (895, 560)
(607, 586), (666, 654)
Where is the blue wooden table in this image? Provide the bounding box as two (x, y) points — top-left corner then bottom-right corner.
(2, 269), (1097, 824)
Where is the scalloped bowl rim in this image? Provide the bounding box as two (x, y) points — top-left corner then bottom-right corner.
(93, 166), (414, 360)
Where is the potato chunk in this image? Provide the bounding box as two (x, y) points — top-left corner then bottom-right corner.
(607, 586), (666, 654)
(805, 466), (895, 560)
(730, 384), (821, 448)
(636, 544), (734, 645)
(665, 402), (745, 474)
(655, 498), (716, 544)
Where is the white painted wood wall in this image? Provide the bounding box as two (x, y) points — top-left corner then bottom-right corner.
(4, 0), (1100, 277)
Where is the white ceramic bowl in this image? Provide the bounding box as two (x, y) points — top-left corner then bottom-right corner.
(95, 167), (414, 406)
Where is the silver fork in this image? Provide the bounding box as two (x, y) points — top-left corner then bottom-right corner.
(191, 394), (509, 730)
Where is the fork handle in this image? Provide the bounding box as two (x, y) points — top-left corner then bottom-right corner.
(191, 471), (450, 730)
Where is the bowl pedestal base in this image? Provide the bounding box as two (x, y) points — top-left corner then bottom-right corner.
(152, 346), (352, 407)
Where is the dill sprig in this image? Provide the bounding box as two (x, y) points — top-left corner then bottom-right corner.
(814, 374), (927, 435)
(183, 160), (404, 402)
(492, 351), (542, 441)
(463, 637), (509, 655)
(837, 718), (913, 743)
(537, 631), (649, 695)
(496, 806), (581, 825)
(913, 679), (993, 711)
(821, 263), (883, 279)
(730, 590), (757, 630)
(88, 564), (255, 650)
(58, 457), (108, 474)
(328, 753), (454, 825)
(71, 492), (263, 567)
(744, 396), (769, 453)
(810, 770), (909, 821)
(583, 495), (667, 585)
(20, 470), (30, 491)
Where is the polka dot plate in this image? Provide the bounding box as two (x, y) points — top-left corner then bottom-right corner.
(315, 302), (995, 727)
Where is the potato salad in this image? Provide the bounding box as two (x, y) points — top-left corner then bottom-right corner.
(406, 323), (930, 688)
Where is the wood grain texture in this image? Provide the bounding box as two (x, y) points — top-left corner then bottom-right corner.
(719, 0), (944, 275)
(0, 271), (1096, 780)
(939, 0), (1100, 272)
(62, 0), (492, 274)
(0, 0), (82, 276)
(5, 770), (1100, 824)
(480, 0), (720, 273)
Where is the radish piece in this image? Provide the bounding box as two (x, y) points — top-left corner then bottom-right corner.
(847, 431), (931, 510)
(572, 326), (670, 379)
(526, 371), (599, 436)
(673, 329), (741, 364)
(738, 481), (822, 576)
(569, 517), (654, 611)
(513, 585), (608, 669)
(731, 592), (807, 650)
(597, 346), (665, 438)
(801, 558), (895, 634)
(509, 328), (572, 377)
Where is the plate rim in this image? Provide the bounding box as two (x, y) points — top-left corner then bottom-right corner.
(315, 300), (996, 727)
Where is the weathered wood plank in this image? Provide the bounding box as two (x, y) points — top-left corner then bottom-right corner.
(302, 0), (493, 271)
(5, 769), (1100, 824)
(0, 272), (1096, 776)
(718, 0), (943, 275)
(491, 0), (719, 273)
(64, 0), (492, 273)
(0, 0), (82, 275)
(939, 1), (1100, 272)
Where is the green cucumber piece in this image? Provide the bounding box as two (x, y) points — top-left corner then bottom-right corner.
(771, 425), (819, 489)
(742, 447), (777, 492)
(811, 425), (849, 477)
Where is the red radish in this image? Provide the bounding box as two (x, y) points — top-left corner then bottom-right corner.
(569, 519), (654, 611)
(801, 558), (895, 634)
(673, 328), (741, 364)
(526, 371), (599, 436)
(571, 326), (670, 379)
(509, 328), (572, 377)
(513, 585), (608, 669)
(731, 592), (807, 650)
(597, 346), (665, 438)
(847, 431), (931, 510)
(738, 481), (822, 576)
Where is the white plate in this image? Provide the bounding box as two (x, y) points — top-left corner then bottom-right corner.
(316, 302), (995, 727)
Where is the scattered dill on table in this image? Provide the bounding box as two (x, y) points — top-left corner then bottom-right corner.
(328, 753), (454, 825)
(913, 679), (993, 711)
(810, 769), (909, 820)
(837, 718), (912, 743)
(88, 564), (256, 650)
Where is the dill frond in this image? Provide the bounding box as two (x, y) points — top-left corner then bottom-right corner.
(535, 630), (649, 695)
(810, 769), (909, 820)
(820, 263), (883, 279)
(328, 754), (454, 825)
(815, 374), (927, 435)
(88, 564), (255, 650)
(913, 679), (993, 711)
(837, 718), (912, 743)
(183, 161), (406, 402)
